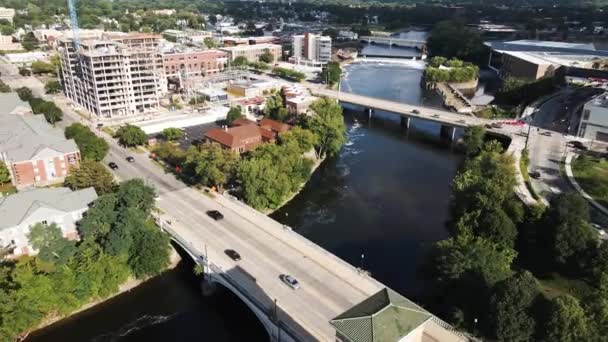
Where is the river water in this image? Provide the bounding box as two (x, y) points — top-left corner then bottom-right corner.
(28, 59), (462, 341)
(360, 30), (428, 58)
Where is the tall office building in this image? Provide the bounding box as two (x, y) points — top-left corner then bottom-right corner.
(58, 33), (167, 120)
(292, 33), (332, 67)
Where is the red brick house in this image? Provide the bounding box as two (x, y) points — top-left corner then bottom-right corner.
(204, 118), (291, 154)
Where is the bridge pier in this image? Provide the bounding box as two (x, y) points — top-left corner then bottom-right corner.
(440, 125), (456, 141)
(200, 277), (218, 296)
(400, 116), (411, 130)
(365, 107), (374, 120)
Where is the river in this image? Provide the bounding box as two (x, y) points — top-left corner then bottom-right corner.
(28, 59), (463, 341)
(360, 30), (428, 58)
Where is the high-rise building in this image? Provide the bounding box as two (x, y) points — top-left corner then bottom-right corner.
(58, 33), (167, 120)
(292, 33), (332, 67)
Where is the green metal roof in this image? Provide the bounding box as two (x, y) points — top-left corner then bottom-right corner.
(330, 288), (433, 342)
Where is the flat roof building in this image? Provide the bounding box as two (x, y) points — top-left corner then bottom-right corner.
(577, 92), (608, 142)
(220, 43), (282, 63)
(163, 49), (227, 80)
(0, 187), (97, 258)
(485, 40), (608, 80)
(292, 33), (332, 67)
(0, 7), (15, 23)
(58, 33), (167, 120)
(0, 93), (81, 188)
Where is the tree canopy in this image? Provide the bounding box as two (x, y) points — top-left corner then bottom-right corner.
(185, 143), (239, 191)
(427, 20), (484, 63)
(542, 295), (591, 342)
(162, 127), (184, 142)
(304, 98), (346, 159)
(115, 125), (147, 147)
(226, 106), (243, 125)
(64, 160), (115, 194)
(65, 123), (109, 161)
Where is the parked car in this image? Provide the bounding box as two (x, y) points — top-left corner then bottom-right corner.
(412, 109), (420, 114)
(492, 123), (503, 129)
(126, 156), (135, 163)
(529, 171), (542, 179)
(225, 249), (241, 261)
(108, 162), (119, 170)
(431, 114), (440, 118)
(206, 210), (224, 221)
(568, 141), (588, 150)
(280, 274), (300, 290)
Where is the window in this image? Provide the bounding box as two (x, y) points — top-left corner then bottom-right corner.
(41, 220), (47, 225)
(583, 109), (591, 121)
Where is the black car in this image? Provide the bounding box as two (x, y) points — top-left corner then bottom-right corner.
(126, 156), (135, 163)
(207, 210), (224, 221)
(568, 141), (588, 150)
(225, 249), (241, 261)
(412, 109), (420, 114)
(108, 162), (119, 170)
(529, 171), (542, 179)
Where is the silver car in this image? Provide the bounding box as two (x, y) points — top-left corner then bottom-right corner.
(280, 274), (300, 290)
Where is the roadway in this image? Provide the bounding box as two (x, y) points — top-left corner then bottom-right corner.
(310, 87), (491, 128)
(49, 92), (384, 341)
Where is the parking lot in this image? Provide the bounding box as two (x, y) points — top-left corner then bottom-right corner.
(148, 122), (221, 150)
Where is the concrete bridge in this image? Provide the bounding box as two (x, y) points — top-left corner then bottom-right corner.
(360, 36), (426, 49)
(310, 87), (491, 140)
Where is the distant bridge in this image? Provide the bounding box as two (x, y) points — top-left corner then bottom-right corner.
(310, 87), (490, 140)
(360, 36), (426, 49)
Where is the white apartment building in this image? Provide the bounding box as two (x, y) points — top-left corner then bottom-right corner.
(0, 7), (15, 23)
(292, 33), (332, 67)
(58, 33), (167, 120)
(0, 187), (97, 258)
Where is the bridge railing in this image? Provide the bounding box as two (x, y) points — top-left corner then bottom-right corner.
(159, 222), (303, 341)
(222, 194), (385, 289)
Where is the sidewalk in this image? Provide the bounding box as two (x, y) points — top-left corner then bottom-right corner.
(507, 134), (545, 206)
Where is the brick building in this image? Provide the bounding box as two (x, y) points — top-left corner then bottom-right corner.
(0, 93), (80, 188)
(163, 49), (228, 78)
(204, 118), (290, 153)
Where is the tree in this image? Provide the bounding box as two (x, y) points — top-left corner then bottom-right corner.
(21, 32), (39, 51)
(305, 98), (346, 158)
(322, 28), (338, 40)
(0, 80), (10, 93)
(0, 162), (9, 184)
(65, 160), (115, 194)
(233, 56), (249, 67)
(116, 179), (156, 214)
(65, 123), (109, 161)
(462, 125), (485, 156)
(259, 49), (274, 63)
(321, 61), (342, 86)
(27, 223), (77, 265)
(44, 80), (61, 94)
(583, 274), (608, 341)
(544, 192), (596, 265)
(427, 20), (484, 63)
(489, 271), (540, 342)
(185, 143), (239, 191)
(128, 221), (170, 278)
(42, 104), (63, 124)
(77, 194), (119, 242)
(31, 61), (55, 75)
(162, 127), (184, 142)
(16, 87), (33, 102)
(422, 231), (516, 289)
(264, 93), (290, 122)
(115, 125), (147, 147)
(226, 106), (243, 125)
(204, 37), (217, 48)
(542, 295), (590, 342)
(279, 127), (318, 154)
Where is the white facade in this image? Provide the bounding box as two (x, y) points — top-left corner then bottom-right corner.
(292, 33), (332, 65)
(0, 7), (15, 23)
(0, 187), (97, 258)
(578, 92), (608, 142)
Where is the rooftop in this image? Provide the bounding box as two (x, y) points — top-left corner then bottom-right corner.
(330, 288), (433, 342)
(220, 43), (281, 51)
(506, 39), (596, 51)
(0, 187), (98, 230)
(205, 124), (263, 148)
(0, 93), (78, 162)
(486, 40), (608, 57)
(588, 92), (608, 108)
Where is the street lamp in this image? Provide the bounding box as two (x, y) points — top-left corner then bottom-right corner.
(473, 318), (478, 336)
(360, 253), (365, 270)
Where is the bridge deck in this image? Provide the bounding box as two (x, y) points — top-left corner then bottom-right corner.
(310, 88), (490, 128)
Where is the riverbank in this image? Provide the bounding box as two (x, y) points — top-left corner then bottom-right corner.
(29, 247), (182, 336)
(265, 153), (326, 215)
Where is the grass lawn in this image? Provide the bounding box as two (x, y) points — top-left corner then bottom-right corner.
(475, 106), (516, 119)
(519, 149), (540, 200)
(0, 182), (17, 196)
(538, 273), (594, 300)
(571, 154), (608, 208)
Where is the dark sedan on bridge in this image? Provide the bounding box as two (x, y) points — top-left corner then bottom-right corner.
(225, 249), (241, 261)
(206, 210), (224, 221)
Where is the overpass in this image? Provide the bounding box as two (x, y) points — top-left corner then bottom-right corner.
(310, 87), (491, 140)
(360, 36), (426, 49)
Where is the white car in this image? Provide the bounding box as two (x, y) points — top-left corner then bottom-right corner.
(280, 274), (300, 290)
